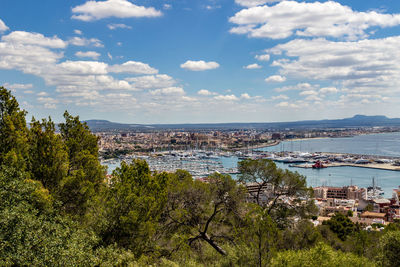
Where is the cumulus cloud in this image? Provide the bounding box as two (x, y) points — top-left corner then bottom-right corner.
(0, 19), (9, 33)
(180, 60), (219, 71)
(271, 94), (288, 100)
(2, 83), (33, 90)
(197, 89), (217, 96)
(150, 87), (185, 95)
(72, 0), (162, 21)
(163, 4), (172, 10)
(320, 87), (338, 94)
(230, 1), (400, 40)
(244, 63), (262, 69)
(37, 97), (58, 109)
(2, 31), (67, 48)
(214, 94), (239, 101)
(265, 75), (286, 82)
(69, 37), (103, 47)
(255, 54), (270, 61)
(126, 74), (175, 90)
(274, 83), (316, 92)
(107, 23), (132, 30)
(75, 51), (101, 60)
(268, 37), (400, 94)
(108, 61), (158, 74)
(74, 29), (83, 35)
(240, 93), (251, 99)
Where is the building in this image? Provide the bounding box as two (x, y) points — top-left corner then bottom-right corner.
(313, 185), (367, 200)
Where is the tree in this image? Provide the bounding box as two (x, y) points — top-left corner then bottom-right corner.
(270, 242), (375, 267)
(0, 166), (97, 266)
(58, 111), (106, 215)
(377, 230), (400, 267)
(238, 159), (316, 228)
(28, 117), (69, 193)
(93, 159), (169, 257)
(322, 213), (358, 241)
(0, 87), (29, 170)
(161, 172), (246, 257)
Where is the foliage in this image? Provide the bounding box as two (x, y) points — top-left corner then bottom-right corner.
(160, 171), (246, 256)
(0, 166), (97, 266)
(376, 230), (400, 267)
(0, 87), (29, 170)
(93, 160), (169, 257)
(322, 213), (359, 241)
(270, 242), (375, 267)
(238, 159), (316, 228)
(58, 111), (106, 215)
(29, 117), (69, 193)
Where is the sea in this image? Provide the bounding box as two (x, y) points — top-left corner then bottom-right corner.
(105, 132), (400, 198)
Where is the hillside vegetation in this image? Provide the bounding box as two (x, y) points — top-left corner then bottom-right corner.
(0, 86), (399, 266)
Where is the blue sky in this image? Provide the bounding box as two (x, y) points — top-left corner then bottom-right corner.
(1, 0), (400, 123)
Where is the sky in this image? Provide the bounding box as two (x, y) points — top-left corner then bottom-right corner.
(1, 0), (400, 124)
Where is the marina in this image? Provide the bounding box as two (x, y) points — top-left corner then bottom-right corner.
(102, 132), (400, 198)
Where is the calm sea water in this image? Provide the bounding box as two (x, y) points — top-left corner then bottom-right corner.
(260, 132), (400, 157)
(104, 133), (400, 197)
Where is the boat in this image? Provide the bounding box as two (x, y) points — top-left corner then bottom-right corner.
(312, 160), (326, 169)
(367, 177), (385, 199)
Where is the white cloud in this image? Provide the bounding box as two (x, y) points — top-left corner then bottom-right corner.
(150, 87), (185, 95)
(37, 97), (58, 109)
(56, 61), (108, 75)
(197, 89), (217, 96)
(268, 37), (400, 94)
(255, 54), (270, 61)
(240, 93), (251, 99)
(299, 90), (318, 96)
(107, 23), (132, 30)
(180, 60), (219, 71)
(37, 91), (48, 96)
(235, 0), (281, 7)
(0, 19), (9, 33)
(126, 74), (176, 90)
(214, 94), (239, 101)
(108, 61), (158, 74)
(244, 63), (262, 69)
(319, 87), (338, 94)
(163, 4), (172, 10)
(271, 94), (288, 100)
(2, 31), (67, 48)
(2, 83), (33, 90)
(274, 83), (316, 92)
(74, 29), (83, 35)
(230, 1), (400, 40)
(265, 75), (286, 83)
(72, 0), (162, 21)
(75, 51), (101, 60)
(69, 37), (103, 47)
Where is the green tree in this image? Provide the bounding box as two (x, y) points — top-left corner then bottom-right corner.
(58, 111), (106, 215)
(270, 242), (375, 267)
(377, 230), (400, 267)
(322, 213), (358, 241)
(161, 172), (246, 257)
(0, 166), (97, 266)
(93, 159), (169, 257)
(29, 117), (69, 193)
(0, 87), (29, 170)
(238, 159), (316, 228)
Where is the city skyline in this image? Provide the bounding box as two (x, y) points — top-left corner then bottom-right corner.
(1, 0), (400, 123)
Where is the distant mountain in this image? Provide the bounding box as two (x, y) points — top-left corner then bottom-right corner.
(84, 120), (149, 131)
(83, 115), (400, 132)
